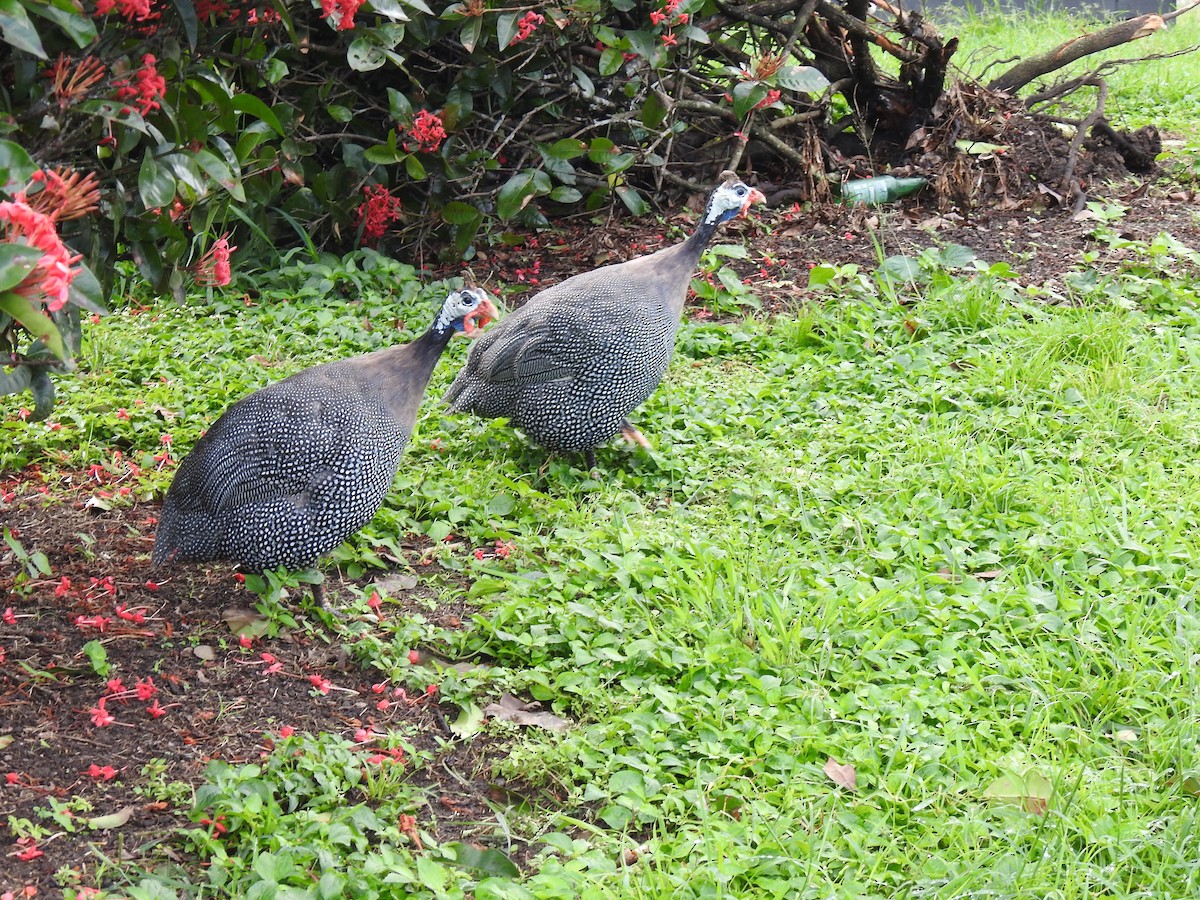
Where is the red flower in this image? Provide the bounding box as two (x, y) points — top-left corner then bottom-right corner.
(309, 674), (332, 694)
(146, 699), (166, 718)
(355, 185), (403, 244)
(512, 10), (544, 42)
(1, 608), (14, 625)
(278, 725), (295, 738)
(85, 763), (118, 780)
(198, 814), (227, 835)
(661, 32), (677, 46)
(407, 649), (420, 665)
(5, 772), (19, 785)
(233, 572), (246, 583)
(425, 684), (438, 697)
(194, 234), (235, 286)
(755, 89), (782, 109)
(367, 591), (382, 612)
(238, 633), (254, 648)
(375, 699), (390, 710)
(135, 677), (157, 700)
(318, 0), (363, 29)
(0, 190), (83, 312)
(144, 580), (160, 591)
(113, 55), (166, 115)
(106, 677), (126, 694)
(88, 700), (114, 727)
(14, 837), (43, 861)
(408, 110), (446, 153)
(649, 10), (666, 24)
(371, 681), (387, 694)
(494, 539), (515, 559)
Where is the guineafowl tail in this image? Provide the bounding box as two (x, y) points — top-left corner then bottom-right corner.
(151, 506), (220, 567)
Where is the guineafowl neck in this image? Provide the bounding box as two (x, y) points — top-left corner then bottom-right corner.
(365, 327), (455, 424)
(682, 217), (722, 265)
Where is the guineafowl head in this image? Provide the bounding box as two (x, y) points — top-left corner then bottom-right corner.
(435, 286), (498, 337)
(705, 172), (766, 226)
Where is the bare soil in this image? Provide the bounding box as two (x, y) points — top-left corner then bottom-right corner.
(2, 163), (1198, 895)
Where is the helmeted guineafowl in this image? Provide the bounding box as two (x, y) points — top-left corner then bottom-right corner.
(152, 287), (497, 606)
(443, 172), (765, 469)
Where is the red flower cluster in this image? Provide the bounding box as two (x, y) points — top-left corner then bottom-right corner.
(755, 89), (782, 109)
(0, 187), (83, 313)
(319, 0), (364, 30)
(513, 10), (544, 43)
(195, 233), (235, 286)
(408, 110), (446, 153)
(113, 54), (166, 116)
(94, 0), (154, 21)
(356, 184), (403, 243)
(649, 0), (688, 24)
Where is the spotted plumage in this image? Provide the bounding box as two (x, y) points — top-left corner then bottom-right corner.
(152, 288), (496, 590)
(444, 173), (765, 466)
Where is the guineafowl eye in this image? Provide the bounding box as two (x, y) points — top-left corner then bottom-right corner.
(444, 172), (765, 473)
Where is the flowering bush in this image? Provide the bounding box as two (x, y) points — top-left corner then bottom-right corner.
(1, 148), (103, 419)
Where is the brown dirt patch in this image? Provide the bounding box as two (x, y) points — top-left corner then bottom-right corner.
(1, 485), (529, 895)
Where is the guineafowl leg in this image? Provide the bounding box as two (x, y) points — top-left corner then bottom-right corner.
(619, 421), (652, 449)
(584, 448), (597, 471)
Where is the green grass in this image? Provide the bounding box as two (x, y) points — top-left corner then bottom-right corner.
(5, 225), (1200, 897)
(949, 7), (1200, 137)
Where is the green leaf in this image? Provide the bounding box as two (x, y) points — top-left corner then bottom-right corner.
(625, 29), (656, 60)
(445, 842), (520, 877)
(547, 138), (587, 160)
(168, 0), (198, 48)
(495, 10), (517, 49)
(364, 143), (403, 165)
(441, 201), (480, 225)
(348, 37), (388, 71)
(232, 94), (284, 136)
(732, 81), (769, 118)
(25, 0), (96, 48)
(404, 154), (426, 180)
(936, 243), (979, 269)
(497, 172), (535, 221)
(599, 47), (624, 76)
(775, 65), (830, 93)
(642, 92), (667, 129)
(192, 149), (246, 202)
(587, 137), (615, 163)
(0, 139), (36, 191)
(982, 770), (1054, 814)
(879, 254), (924, 282)
(0, 244), (39, 292)
(548, 186), (582, 203)
(387, 88), (413, 121)
(139, 154), (177, 209)
(459, 15), (481, 52)
(0, 291), (66, 359)
(0, 365), (32, 397)
(615, 185), (649, 216)
(0, 0), (47, 58)
(82, 639), (110, 677)
(369, 0), (410, 21)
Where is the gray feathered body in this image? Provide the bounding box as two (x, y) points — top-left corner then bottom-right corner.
(444, 236), (706, 452)
(153, 331), (448, 570)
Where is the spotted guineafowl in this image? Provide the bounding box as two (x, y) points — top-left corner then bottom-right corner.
(443, 172), (765, 469)
(152, 287), (496, 606)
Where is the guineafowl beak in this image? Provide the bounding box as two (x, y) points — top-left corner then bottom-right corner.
(740, 187), (766, 216)
(461, 297), (498, 338)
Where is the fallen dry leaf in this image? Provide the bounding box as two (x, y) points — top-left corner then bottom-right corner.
(483, 694), (571, 733)
(88, 805), (135, 830)
(824, 757), (857, 792)
(374, 573), (419, 594)
(973, 569), (1004, 580)
(192, 645), (216, 661)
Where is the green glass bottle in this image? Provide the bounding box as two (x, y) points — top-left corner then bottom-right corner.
(838, 175), (927, 205)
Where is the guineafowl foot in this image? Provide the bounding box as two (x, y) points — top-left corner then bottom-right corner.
(619, 422), (652, 450)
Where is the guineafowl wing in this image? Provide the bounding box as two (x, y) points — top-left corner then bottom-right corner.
(470, 303), (597, 387)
